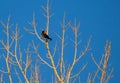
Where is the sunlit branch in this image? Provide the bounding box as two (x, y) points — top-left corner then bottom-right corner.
(35, 64), (39, 83)
(26, 13), (45, 44)
(0, 69), (8, 74)
(32, 41), (53, 68)
(70, 63), (87, 79)
(0, 74), (5, 83)
(91, 41), (112, 83)
(54, 32), (62, 40)
(66, 20), (81, 83)
(91, 54), (103, 71)
(60, 13), (66, 81)
(1, 16), (13, 83)
(41, 0), (63, 82)
(100, 41), (111, 83)
(45, 42), (62, 82)
(14, 24), (29, 83)
(86, 73), (92, 83)
(15, 69), (22, 83)
(24, 55), (31, 75)
(92, 54), (104, 82)
(52, 42), (57, 57)
(41, 0), (51, 34)
(105, 68), (113, 83)
(76, 36), (91, 63)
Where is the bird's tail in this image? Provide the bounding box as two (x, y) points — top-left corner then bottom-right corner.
(49, 38), (52, 41)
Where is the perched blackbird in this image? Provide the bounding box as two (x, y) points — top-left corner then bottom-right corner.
(41, 31), (52, 41)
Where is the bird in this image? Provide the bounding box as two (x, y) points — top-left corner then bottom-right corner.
(41, 30), (52, 41)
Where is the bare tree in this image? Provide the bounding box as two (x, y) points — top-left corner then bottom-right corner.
(90, 41), (113, 83)
(0, 0), (113, 83)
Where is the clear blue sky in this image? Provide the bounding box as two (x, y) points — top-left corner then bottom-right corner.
(0, 0), (120, 83)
